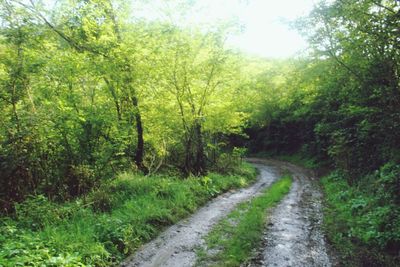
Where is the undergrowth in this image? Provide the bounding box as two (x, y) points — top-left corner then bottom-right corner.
(0, 163), (257, 266)
(196, 174), (292, 267)
(322, 162), (400, 266)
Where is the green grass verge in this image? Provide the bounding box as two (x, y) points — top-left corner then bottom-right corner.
(0, 163), (257, 267)
(196, 174), (292, 267)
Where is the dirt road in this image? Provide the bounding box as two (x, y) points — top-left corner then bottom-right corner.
(247, 159), (334, 267)
(122, 159), (334, 267)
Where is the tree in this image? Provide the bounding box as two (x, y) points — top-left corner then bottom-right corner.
(143, 24), (245, 175)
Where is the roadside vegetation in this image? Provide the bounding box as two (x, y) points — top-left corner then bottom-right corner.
(196, 175), (292, 266)
(322, 166), (400, 266)
(1, 0), (399, 265)
(0, 163), (257, 266)
(244, 1), (400, 265)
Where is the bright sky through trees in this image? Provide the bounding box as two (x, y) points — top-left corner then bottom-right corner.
(226, 0), (317, 58)
(42, 0), (318, 58)
(133, 0), (318, 58)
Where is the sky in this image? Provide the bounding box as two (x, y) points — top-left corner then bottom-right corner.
(133, 0), (319, 58)
(41, 0), (319, 58)
(225, 0), (317, 58)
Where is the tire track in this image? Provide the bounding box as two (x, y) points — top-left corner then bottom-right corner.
(122, 161), (280, 267)
(246, 158), (334, 267)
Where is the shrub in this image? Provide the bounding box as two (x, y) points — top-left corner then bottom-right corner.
(322, 165), (400, 266)
(15, 195), (62, 230)
(89, 189), (115, 213)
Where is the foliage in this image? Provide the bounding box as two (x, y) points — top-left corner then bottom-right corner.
(0, 163), (257, 266)
(14, 195), (67, 231)
(244, 0), (400, 263)
(322, 164), (400, 266)
(196, 175), (292, 266)
(0, 0), (249, 210)
(247, 0), (400, 177)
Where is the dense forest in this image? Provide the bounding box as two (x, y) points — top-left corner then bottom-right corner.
(246, 0), (400, 264)
(0, 0), (399, 266)
(0, 0), (250, 208)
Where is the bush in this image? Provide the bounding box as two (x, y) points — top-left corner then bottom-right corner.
(322, 165), (400, 266)
(213, 148), (249, 174)
(15, 195), (62, 230)
(66, 164), (97, 196)
(89, 189), (115, 213)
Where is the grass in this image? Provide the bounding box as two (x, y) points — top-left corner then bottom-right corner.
(196, 174), (292, 267)
(0, 163), (257, 267)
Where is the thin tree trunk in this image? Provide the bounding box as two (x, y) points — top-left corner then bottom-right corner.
(184, 121), (206, 176)
(184, 133), (193, 175)
(131, 95), (147, 174)
(104, 78), (122, 121)
(193, 121), (206, 175)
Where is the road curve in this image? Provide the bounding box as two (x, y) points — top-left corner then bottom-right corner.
(121, 161), (280, 267)
(122, 159), (335, 267)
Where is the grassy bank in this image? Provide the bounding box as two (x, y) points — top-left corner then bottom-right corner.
(322, 167), (400, 266)
(196, 175), (292, 267)
(0, 163), (257, 266)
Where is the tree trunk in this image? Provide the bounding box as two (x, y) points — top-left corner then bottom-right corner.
(104, 78), (122, 121)
(131, 96), (148, 174)
(184, 121), (206, 176)
(193, 121), (206, 175)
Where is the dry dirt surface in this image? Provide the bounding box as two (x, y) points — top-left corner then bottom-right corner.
(121, 159), (335, 267)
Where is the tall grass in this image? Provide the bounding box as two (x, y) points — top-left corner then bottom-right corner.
(0, 163), (257, 266)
